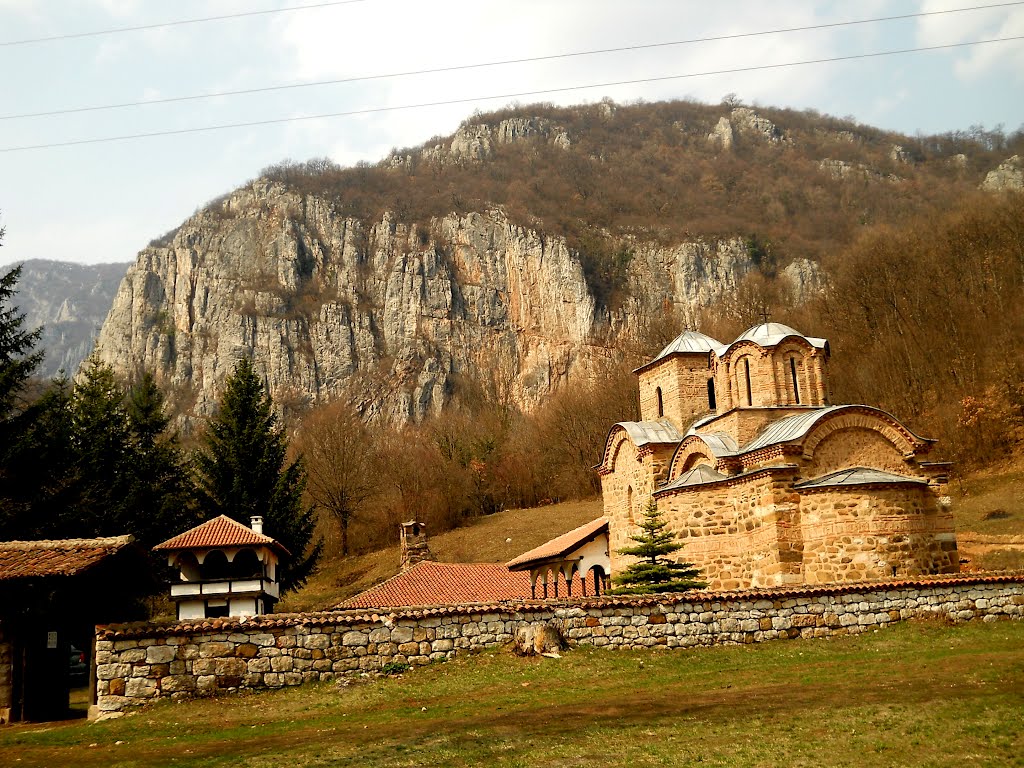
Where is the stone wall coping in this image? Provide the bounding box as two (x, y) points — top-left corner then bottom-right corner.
(97, 572), (1024, 640)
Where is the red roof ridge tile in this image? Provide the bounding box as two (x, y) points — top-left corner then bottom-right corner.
(153, 515), (288, 555)
(506, 518), (608, 569)
(0, 535), (134, 551)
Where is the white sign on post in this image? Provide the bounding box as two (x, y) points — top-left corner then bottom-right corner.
(46, 631), (58, 649)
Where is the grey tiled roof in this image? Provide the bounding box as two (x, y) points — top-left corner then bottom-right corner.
(660, 464), (726, 491)
(794, 467), (929, 490)
(616, 420), (683, 447)
(739, 406), (844, 454)
(732, 322), (828, 351)
(697, 431), (740, 457)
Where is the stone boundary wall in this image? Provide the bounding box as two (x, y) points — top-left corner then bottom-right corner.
(93, 574), (1024, 715)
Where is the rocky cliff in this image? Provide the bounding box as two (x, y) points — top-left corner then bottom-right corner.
(13, 259), (129, 378)
(93, 181), (781, 422)
(93, 98), (1020, 423)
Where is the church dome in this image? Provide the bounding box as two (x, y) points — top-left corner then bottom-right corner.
(733, 323), (828, 350)
(651, 330), (723, 362)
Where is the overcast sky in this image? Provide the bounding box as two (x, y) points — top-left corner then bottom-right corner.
(1, 0), (1022, 267)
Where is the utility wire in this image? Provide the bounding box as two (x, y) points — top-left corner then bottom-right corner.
(0, 0), (370, 47)
(2, 36), (1021, 154)
(2, 1), (1020, 122)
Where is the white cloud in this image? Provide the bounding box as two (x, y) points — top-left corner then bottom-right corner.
(916, 0), (1024, 82)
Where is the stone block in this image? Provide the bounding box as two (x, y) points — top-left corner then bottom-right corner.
(215, 658), (248, 677)
(342, 631), (368, 647)
(146, 645), (177, 664)
(119, 648), (147, 664)
(108, 678), (125, 696)
(248, 656), (272, 673)
(96, 663), (131, 681)
(304, 633), (331, 650)
(125, 677), (158, 699)
(391, 626), (414, 644)
(159, 675), (195, 693)
(236, 643), (260, 658)
(199, 642), (234, 658)
(270, 656), (294, 673)
(192, 658), (217, 676)
(196, 675), (217, 693)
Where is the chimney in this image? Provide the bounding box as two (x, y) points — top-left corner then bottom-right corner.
(250, 516), (263, 535)
(399, 520), (433, 571)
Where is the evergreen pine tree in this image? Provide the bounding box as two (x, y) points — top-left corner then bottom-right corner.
(610, 499), (706, 594)
(67, 358), (134, 537)
(194, 358), (321, 592)
(0, 258), (47, 533)
(124, 372), (199, 546)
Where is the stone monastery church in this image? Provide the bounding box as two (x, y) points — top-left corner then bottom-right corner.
(597, 323), (960, 590)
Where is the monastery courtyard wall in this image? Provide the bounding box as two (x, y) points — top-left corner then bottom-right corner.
(93, 574), (1024, 716)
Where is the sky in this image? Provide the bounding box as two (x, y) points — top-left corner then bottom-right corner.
(0, 0), (1022, 267)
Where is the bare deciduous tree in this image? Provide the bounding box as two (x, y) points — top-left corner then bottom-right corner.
(295, 400), (378, 556)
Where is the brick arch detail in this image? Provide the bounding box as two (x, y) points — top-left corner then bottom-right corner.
(801, 411), (919, 461)
(602, 427), (633, 473)
(669, 437), (717, 478)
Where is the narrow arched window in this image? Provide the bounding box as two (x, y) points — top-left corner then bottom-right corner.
(656, 387), (664, 417)
(627, 486), (634, 523)
(744, 358), (753, 406)
(707, 378), (717, 411)
(790, 356), (801, 404)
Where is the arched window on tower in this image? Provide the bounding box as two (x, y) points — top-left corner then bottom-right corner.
(627, 486), (634, 523)
(743, 358), (753, 406)
(789, 356), (801, 405)
(707, 378), (717, 411)
(656, 387), (664, 418)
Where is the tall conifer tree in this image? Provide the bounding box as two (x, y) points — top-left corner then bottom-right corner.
(194, 358), (320, 592)
(611, 499), (706, 594)
(0, 222), (49, 532)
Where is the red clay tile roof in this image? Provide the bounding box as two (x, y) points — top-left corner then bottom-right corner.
(153, 515), (288, 555)
(506, 518), (608, 570)
(0, 536), (134, 581)
(341, 561), (534, 609)
(341, 561), (592, 609)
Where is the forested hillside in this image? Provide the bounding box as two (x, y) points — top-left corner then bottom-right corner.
(6, 97), (1024, 564)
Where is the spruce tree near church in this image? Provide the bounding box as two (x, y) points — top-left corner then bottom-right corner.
(611, 499), (706, 594)
(194, 358), (321, 593)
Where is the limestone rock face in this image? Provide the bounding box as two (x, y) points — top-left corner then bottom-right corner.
(730, 107), (789, 144)
(706, 116), (734, 150)
(410, 116), (571, 165)
(780, 259), (825, 304)
(981, 155), (1024, 191)
(818, 158), (900, 184)
(13, 260), (129, 377)
(93, 182), (759, 423)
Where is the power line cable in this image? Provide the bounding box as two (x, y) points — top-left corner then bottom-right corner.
(2, 1), (1020, 122)
(0, 0), (371, 47)
(2, 36), (1020, 153)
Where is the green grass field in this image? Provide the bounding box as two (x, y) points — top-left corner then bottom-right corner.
(2, 619), (1022, 767)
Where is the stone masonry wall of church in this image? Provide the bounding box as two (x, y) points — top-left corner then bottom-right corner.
(92, 577), (1024, 715)
(638, 355), (713, 427)
(655, 472), (800, 589)
(713, 346), (828, 412)
(806, 427), (909, 477)
(602, 442), (674, 560)
(800, 486), (958, 583)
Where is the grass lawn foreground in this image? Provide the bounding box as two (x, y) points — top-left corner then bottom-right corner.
(1, 619), (1022, 767)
